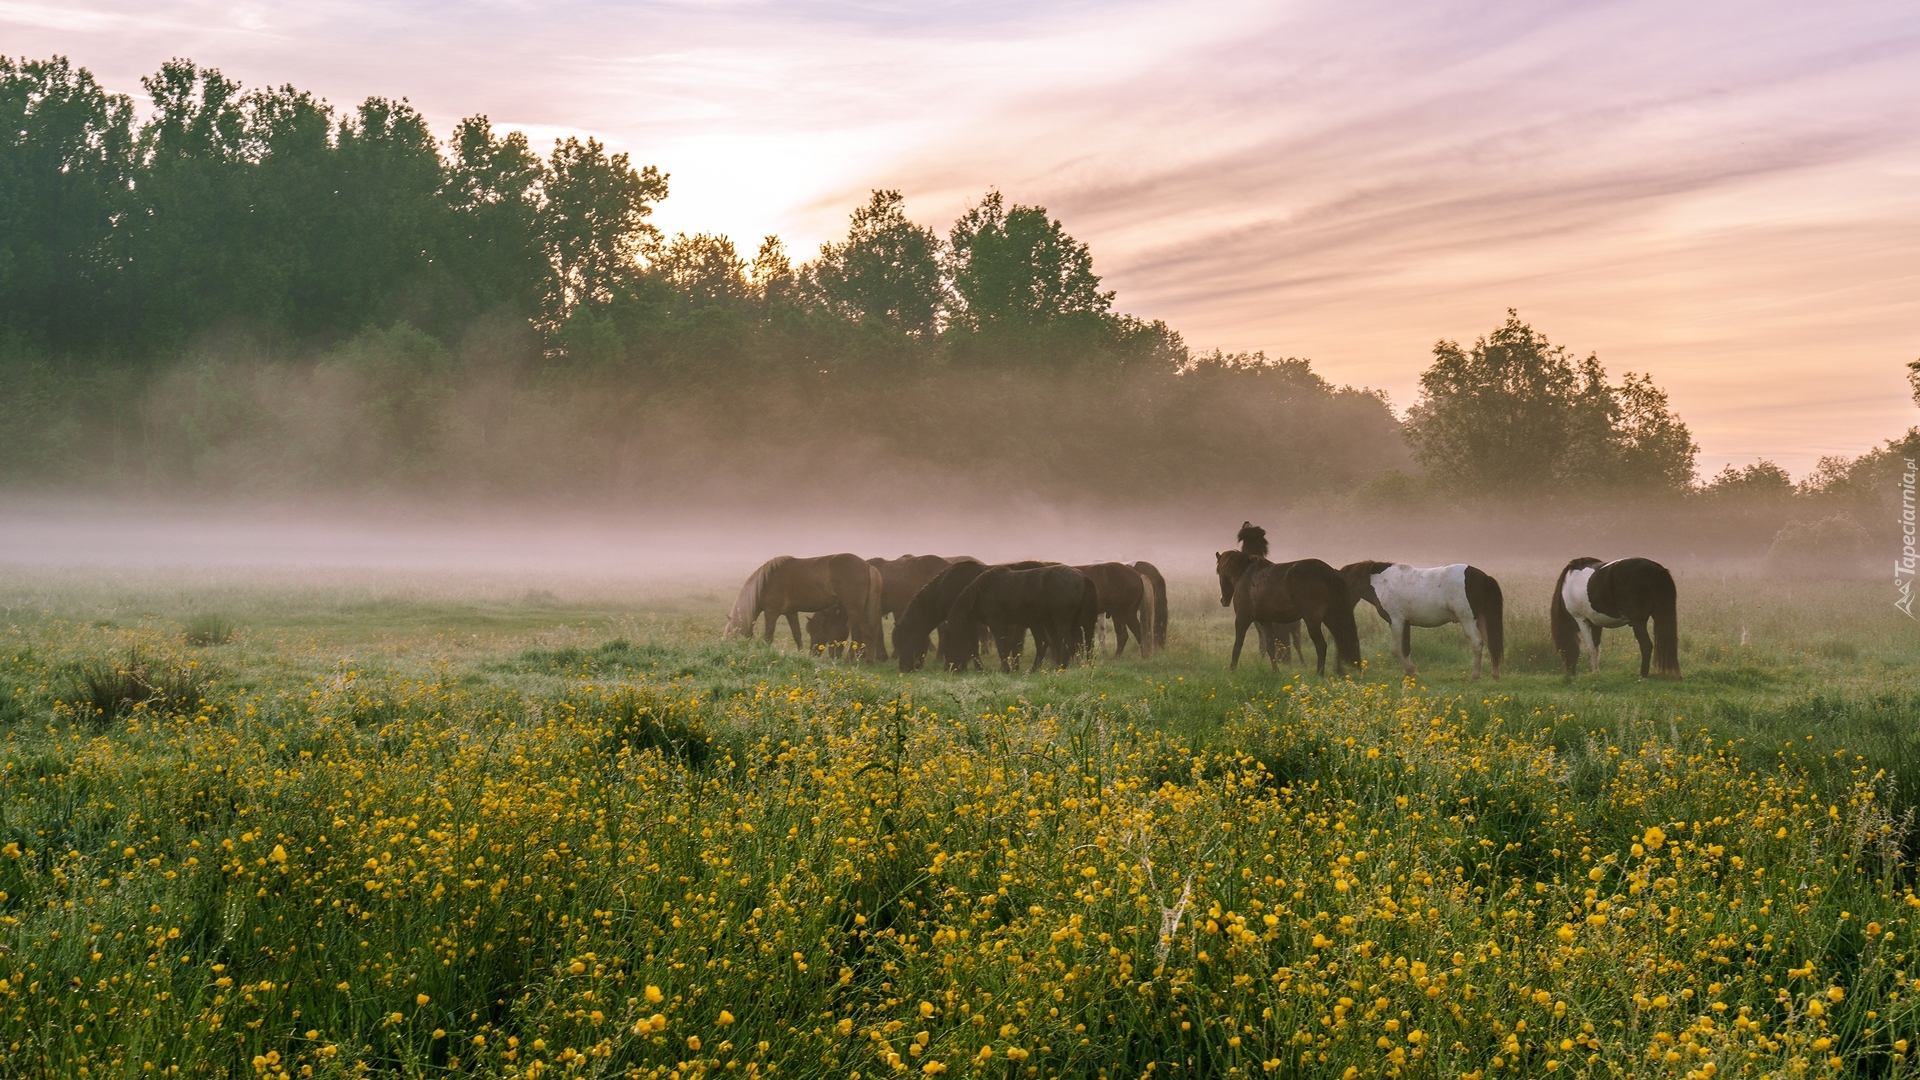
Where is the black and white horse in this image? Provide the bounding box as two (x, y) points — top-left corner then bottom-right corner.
(1340, 562), (1505, 679)
(1550, 557), (1681, 679)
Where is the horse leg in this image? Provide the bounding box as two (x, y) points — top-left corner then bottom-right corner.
(1306, 621), (1329, 677)
(1259, 622), (1281, 670)
(1113, 612), (1132, 658)
(1289, 621), (1304, 662)
(1631, 619), (1654, 678)
(1230, 617), (1251, 671)
(1391, 616), (1416, 676)
(1459, 614), (1483, 680)
(1583, 621), (1602, 674)
(762, 611), (776, 643)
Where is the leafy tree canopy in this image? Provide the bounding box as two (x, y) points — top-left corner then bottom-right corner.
(1405, 310), (1698, 495)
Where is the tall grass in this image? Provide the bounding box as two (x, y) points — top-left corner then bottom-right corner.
(0, 576), (1915, 1077)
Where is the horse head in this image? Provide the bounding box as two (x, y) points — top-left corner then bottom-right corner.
(1337, 561), (1392, 620)
(1215, 550), (1249, 607)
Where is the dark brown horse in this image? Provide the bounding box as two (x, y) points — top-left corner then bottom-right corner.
(1225, 523), (1305, 665)
(897, 560), (1068, 671)
(1073, 563), (1152, 658)
(804, 554), (957, 660)
(724, 554), (885, 662)
(1215, 525), (1362, 676)
(940, 565), (1092, 672)
(1132, 561), (1169, 650)
(893, 559), (991, 671)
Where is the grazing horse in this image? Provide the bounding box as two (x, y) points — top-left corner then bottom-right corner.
(868, 555), (957, 658)
(1551, 557), (1681, 679)
(1215, 525), (1361, 676)
(1073, 563), (1152, 658)
(894, 559), (991, 672)
(723, 554), (885, 662)
(805, 554), (957, 660)
(1132, 561), (1169, 650)
(1340, 561), (1505, 679)
(940, 565), (1091, 673)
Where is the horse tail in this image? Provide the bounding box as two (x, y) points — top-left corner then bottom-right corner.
(1133, 561), (1168, 649)
(1650, 563), (1681, 678)
(1550, 559), (1585, 675)
(1131, 569), (1155, 658)
(1079, 579), (1100, 661)
(725, 556), (792, 637)
(1322, 573), (1364, 676)
(1465, 565), (1504, 673)
(863, 563), (886, 663)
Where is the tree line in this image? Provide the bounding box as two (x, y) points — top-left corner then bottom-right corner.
(11, 52), (1906, 516)
(0, 56), (1175, 373)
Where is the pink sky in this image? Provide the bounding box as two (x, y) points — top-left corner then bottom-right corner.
(7, 0), (1917, 477)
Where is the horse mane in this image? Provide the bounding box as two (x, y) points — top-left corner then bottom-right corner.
(724, 555), (794, 637)
(1237, 522), (1269, 559)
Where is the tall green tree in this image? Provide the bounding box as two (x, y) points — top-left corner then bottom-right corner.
(309, 97), (447, 336)
(540, 137), (667, 317)
(656, 233), (749, 311)
(1405, 310), (1695, 495)
(945, 190), (1110, 333)
(808, 190), (942, 337)
(444, 116), (548, 320)
(121, 59), (253, 348)
(0, 56), (134, 351)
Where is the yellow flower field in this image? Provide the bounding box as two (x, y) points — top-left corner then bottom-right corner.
(2, 613), (1918, 1079)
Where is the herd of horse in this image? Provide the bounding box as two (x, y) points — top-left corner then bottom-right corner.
(721, 522), (1682, 680)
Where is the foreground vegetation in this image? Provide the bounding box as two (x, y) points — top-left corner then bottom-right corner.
(1, 572), (1917, 1079)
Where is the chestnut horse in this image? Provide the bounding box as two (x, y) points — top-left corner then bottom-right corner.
(808, 554), (957, 660)
(1215, 525), (1361, 676)
(1073, 563), (1153, 658)
(723, 554), (885, 662)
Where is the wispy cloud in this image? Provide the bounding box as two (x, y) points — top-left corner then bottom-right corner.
(6, 0), (1916, 473)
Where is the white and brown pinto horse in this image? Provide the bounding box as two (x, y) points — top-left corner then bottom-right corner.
(1339, 562), (1505, 680)
(1550, 557), (1681, 679)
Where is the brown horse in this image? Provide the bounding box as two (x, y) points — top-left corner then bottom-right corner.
(724, 554), (885, 662)
(941, 565), (1092, 672)
(894, 559), (991, 671)
(871, 555), (958, 621)
(805, 555), (955, 660)
(1223, 523), (1306, 665)
(1073, 563), (1152, 658)
(1215, 543), (1362, 676)
(1132, 561), (1169, 650)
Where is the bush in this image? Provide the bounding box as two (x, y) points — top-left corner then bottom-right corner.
(1764, 514), (1872, 577)
(182, 613), (234, 646)
(68, 649), (214, 725)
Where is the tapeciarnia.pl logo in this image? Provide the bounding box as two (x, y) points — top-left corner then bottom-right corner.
(1898, 457), (1917, 619)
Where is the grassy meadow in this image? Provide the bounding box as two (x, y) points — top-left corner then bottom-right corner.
(1, 567), (1918, 1079)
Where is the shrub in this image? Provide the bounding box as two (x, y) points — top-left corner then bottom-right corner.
(1764, 513), (1872, 577)
(68, 649), (214, 725)
(182, 613), (234, 646)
